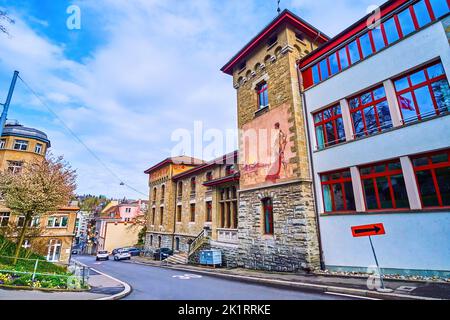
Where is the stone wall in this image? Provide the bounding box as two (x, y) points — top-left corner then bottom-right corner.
(236, 181), (321, 272)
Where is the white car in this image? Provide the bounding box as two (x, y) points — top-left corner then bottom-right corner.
(114, 249), (131, 261)
(96, 250), (109, 261)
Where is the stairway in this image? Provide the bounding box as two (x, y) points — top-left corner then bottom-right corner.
(164, 252), (188, 265)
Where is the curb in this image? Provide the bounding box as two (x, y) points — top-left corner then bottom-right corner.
(127, 259), (441, 301)
(73, 260), (132, 300)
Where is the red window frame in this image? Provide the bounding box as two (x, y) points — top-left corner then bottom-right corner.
(256, 81), (269, 109)
(359, 159), (409, 211)
(349, 86), (390, 138)
(320, 169), (356, 213)
(313, 104), (345, 149)
(262, 198), (274, 235)
(412, 149), (450, 208)
(302, 0), (448, 89)
(394, 61), (448, 122)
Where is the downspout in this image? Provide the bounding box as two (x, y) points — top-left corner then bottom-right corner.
(296, 64), (325, 271)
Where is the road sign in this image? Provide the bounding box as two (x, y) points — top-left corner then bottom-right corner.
(351, 223), (385, 238)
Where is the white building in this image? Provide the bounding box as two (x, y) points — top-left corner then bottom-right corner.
(299, 0), (449, 276)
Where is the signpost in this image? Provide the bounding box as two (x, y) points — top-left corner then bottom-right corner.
(351, 223), (392, 293)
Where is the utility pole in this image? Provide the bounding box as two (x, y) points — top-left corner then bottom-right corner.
(0, 70), (19, 137)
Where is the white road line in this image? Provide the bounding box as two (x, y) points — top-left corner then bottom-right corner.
(325, 291), (381, 300)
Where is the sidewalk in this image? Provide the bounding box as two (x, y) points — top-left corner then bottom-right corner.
(0, 267), (129, 300)
(127, 257), (450, 300)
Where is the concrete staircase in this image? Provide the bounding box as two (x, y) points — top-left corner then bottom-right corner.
(164, 252), (188, 265)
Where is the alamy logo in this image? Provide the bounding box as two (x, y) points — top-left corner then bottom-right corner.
(66, 5), (81, 30)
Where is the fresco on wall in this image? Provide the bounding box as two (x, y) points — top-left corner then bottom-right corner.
(240, 103), (296, 188)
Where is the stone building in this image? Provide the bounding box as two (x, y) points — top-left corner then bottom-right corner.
(220, 10), (329, 271)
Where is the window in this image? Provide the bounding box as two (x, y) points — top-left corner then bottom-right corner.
(397, 8), (416, 37)
(371, 27), (386, 51)
(158, 236), (162, 248)
(338, 47), (350, 70)
(47, 239), (62, 262)
(429, 0), (450, 18)
(329, 52), (339, 75)
(190, 177), (196, 194)
(394, 61), (450, 123)
(160, 207), (164, 225)
(321, 170), (356, 213)
(383, 17), (400, 45)
(177, 205), (182, 222)
(13, 140), (28, 151)
(205, 201), (212, 222)
(150, 235), (153, 246)
(161, 185), (165, 201)
(349, 86), (392, 138)
(412, 150), (450, 208)
(0, 213), (10, 227)
(175, 237), (180, 251)
(262, 198), (274, 235)
(414, 0), (432, 28)
(256, 81), (269, 109)
(312, 64), (320, 84)
(319, 59), (329, 81)
(360, 160), (410, 210)
(7, 161), (23, 174)
(0, 139), (5, 149)
(152, 187), (157, 202)
(314, 104), (346, 149)
(348, 40), (361, 64)
(125, 208), (131, 213)
(359, 33), (373, 58)
(190, 204), (196, 222)
(124, 218), (131, 222)
(219, 187), (238, 229)
(206, 171), (213, 181)
(238, 61), (246, 71)
(47, 216), (69, 228)
(267, 35), (277, 47)
(151, 208), (156, 225)
(35, 143), (43, 154)
(177, 181), (183, 197)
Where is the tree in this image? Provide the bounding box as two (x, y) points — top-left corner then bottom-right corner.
(0, 155), (76, 264)
(0, 10), (14, 35)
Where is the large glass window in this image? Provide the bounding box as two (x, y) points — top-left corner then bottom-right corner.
(359, 33), (373, 58)
(349, 86), (392, 138)
(429, 0), (450, 18)
(321, 170), (356, 213)
(394, 61), (450, 122)
(338, 47), (349, 70)
(262, 198), (274, 235)
(319, 59), (329, 81)
(412, 150), (450, 208)
(348, 40), (361, 64)
(371, 27), (386, 51)
(397, 8), (416, 37)
(413, 0), (432, 27)
(329, 52), (339, 75)
(360, 160), (410, 210)
(312, 64), (320, 84)
(314, 104), (346, 149)
(383, 17), (400, 45)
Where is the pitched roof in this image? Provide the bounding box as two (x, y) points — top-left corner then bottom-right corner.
(221, 9), (329, 75)
(144, 156), (204, 174)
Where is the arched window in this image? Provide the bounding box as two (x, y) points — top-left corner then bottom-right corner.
(150, 235), (153, 246)
(178, 181), (183, 197)
(262, 198), (274, 235)
(158, 236), (162, 248)
(47, 239), (62, 262)
(190, 177), (196, 194)
(152, 187), (157, 202)
(161, 185), (165, 201)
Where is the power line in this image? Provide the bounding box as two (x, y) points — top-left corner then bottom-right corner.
(17, 75), (148, 198)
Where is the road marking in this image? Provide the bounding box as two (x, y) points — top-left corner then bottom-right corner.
(325, 292), (381, 300)
(172, 274), (203, 280)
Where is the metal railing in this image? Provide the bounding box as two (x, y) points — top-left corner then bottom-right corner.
(0, 255), (89, 289)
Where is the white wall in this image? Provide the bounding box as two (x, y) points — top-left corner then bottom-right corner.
(320, 212), (450, 271)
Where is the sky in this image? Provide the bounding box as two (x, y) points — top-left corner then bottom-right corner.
(0, 0), (385, 199)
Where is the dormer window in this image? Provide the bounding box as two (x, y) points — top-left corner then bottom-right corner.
(256, 81), (269, 110)
(267, 35), (277, 47)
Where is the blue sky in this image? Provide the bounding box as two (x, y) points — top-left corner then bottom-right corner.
(0, 0), (384, 199)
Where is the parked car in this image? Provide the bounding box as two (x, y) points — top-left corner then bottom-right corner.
(127, 248), (142, 257)
(96, 250), (109, 261)
(114, 249), (131, 261)
(112, 248), (123, 255)
(153, 248), (173, 261)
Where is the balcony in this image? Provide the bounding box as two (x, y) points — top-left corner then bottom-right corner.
(217, 228), (238, 244)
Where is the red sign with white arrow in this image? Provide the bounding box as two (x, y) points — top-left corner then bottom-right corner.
(351, 223), (385, 238)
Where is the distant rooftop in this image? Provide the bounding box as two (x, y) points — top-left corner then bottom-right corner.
(2, 120), (51, 147)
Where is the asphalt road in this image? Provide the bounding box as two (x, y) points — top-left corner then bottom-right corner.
(75, 256), (357, 300)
